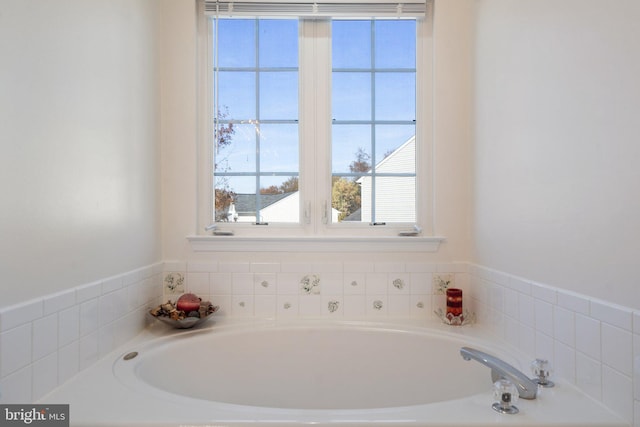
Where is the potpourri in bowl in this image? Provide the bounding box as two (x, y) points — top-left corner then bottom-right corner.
(149, 294), (219, 329)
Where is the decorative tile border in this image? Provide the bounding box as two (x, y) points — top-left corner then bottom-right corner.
(167, 261), (469, 321)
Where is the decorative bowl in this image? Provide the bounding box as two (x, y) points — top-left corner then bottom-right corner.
(149, 297), (219, 329)
(149, 307), (219, 329)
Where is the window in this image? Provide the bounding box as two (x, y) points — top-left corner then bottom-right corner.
(196, 1), (435, 245)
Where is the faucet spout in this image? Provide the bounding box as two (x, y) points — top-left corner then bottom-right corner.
(460, 347), (538, 399)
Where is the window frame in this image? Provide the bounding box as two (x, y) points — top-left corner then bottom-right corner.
(194, 2), (441, 252)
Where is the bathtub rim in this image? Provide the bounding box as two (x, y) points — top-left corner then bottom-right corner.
(38, 317), (630, 427)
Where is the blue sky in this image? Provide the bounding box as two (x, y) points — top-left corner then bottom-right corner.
(214, 18), (416, 194)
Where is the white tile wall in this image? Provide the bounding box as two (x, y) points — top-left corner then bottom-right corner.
(3, 258), (639, 427)
(469, 264), (639, 426)
(0, 262), (162, 404)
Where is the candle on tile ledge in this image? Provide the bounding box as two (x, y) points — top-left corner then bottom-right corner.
(446, 288), (463, 322)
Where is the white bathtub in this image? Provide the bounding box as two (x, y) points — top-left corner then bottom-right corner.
(42, 319), (628, 426)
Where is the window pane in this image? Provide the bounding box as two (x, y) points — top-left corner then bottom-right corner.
(259, 124), (299, 173)
(375, 73), (415, 121)
(215, 175), (254, 222)
(217, 123), (257, 173)
(259, 20), (298, 68)
(375, 20), (416, 69)
(332, 177), (362, 222)
(360, 176), (415, 223)
(332, 125), (371, 174)
(260, 71), (298, 120)
(218, 71), (256, 120)
(374, 125), (415, 169)
(216, 20), (255, 68)
(332, 21), (371, 69)
(259, 176), (300, 223)
(332, 72), (371, 121)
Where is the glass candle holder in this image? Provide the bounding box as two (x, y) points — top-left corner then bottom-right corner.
(446, 288), (463, 321)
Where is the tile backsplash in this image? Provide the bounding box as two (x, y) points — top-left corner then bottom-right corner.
(2, 258), (639, 426)
(162, 260), (469, 320)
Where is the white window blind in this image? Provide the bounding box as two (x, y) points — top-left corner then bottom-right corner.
(204, 0), (431, 18)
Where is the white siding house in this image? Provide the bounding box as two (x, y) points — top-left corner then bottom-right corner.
(358, 136), (416, 223)
(259, 191), (300, 223)
(229, 191), (339, 223)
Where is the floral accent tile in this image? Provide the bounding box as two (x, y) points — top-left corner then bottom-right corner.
(410, 294), (430, 318)
(231, 296), (253, 318)
(163, 272), (185, 295)
(327, 300), (340, 313)
(392, 278), (405, 290)
(300, 274), (320, 294)
(277, 296), (298, 318)
(254, 273), (276, 295)
(433, 274), (453, 294)
(344, 273), (365, 295)
(373, 300), (384, 310)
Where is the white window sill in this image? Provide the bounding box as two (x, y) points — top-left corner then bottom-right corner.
(186, 235), (445, 253)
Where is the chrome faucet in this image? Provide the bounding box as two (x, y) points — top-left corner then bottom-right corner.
(460, 347), (538, 399)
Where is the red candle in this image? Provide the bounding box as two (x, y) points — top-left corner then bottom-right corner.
(446, 288), (463, 319)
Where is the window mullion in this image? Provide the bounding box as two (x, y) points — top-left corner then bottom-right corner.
(300, 19), (332, 234)
(254, 19), (262, 222)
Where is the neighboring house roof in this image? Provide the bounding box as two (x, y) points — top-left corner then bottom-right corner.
(231, 191), (339, 223)
(233, 192), (294, 216)
(342, 208), (361, 222)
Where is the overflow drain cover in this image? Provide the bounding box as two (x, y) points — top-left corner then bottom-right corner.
(123, 351), (138, 361)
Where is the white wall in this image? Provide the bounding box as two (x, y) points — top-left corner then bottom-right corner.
(160, 0), (475, 265)
(0, 0), (162, 308)
(473, 0), (640, 309)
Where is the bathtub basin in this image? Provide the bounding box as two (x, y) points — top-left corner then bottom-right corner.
(41, 319), (628, 426)
(115, 322), (495, 410)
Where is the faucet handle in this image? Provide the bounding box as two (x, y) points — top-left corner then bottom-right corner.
(531, 358), (555, 387)
(492, 379), (519, 414)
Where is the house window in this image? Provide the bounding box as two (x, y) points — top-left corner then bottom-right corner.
(199, 1), (433, 239)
